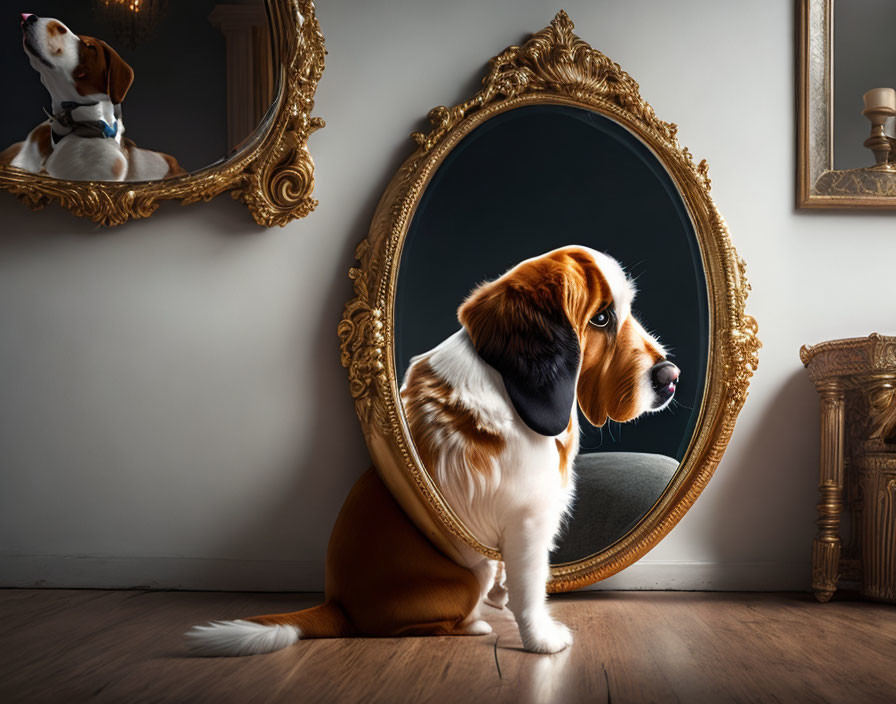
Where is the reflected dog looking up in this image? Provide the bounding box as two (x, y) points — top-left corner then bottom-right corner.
(0, 14), (184, 181)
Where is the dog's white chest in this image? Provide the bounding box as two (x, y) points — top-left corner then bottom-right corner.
(46, 138), (128, 181)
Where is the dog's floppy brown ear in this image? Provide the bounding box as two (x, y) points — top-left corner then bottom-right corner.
(100, 40), (134, 104)
(459, 274), (580, 437)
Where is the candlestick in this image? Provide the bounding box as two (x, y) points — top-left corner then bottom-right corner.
(863, 87), (896, 112)
(863, 88), (896, 170)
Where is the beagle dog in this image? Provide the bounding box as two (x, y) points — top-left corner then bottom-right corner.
(186, 246), (679, 656)
(0, 14), (184, 182)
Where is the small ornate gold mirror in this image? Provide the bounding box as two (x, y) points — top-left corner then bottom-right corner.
(340, 12), (759, 591)
(0, 0), (324, 226)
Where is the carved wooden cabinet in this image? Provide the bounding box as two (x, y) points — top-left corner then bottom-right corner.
(801, 334), (896, 603)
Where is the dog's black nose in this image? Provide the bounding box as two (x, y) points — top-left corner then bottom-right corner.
(21, 13), (37, 26)
(650, 360), (680, 404)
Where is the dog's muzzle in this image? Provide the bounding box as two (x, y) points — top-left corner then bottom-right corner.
(650, 360), (680, 407)
(21, 14), (50, 67)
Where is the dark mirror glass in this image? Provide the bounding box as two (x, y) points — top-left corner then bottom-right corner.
(0, 0), (276, 181)
(395, 104), (709, 564)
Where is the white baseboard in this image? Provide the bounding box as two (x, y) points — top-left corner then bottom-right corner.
(580, 560), (811, 591)
(0, 553), (811, 592)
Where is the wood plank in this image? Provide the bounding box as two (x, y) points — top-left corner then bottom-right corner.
(0, 590), (894, 704)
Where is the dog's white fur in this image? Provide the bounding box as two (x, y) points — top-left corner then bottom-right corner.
(184, 620), (301, 657)
(402, 247), (668, 654)
(6, 15), (179, 181)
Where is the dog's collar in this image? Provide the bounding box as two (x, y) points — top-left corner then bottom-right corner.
(49, 101), (121, 145)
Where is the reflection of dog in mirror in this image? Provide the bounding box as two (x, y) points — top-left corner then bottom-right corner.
(0, 14), (184, 181)
(185, 246), (679, 657)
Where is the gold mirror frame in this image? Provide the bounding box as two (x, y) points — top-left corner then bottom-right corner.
(798, 0), (896, 208)
(0, 0), (325, 227)
(339, 12), (760, 592)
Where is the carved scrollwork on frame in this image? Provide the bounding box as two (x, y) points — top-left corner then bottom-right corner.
(339, 11), (760, 590)
(337, 242), (389, 432)
(410, 11), (710, 196)
(0, 0), (325, 227)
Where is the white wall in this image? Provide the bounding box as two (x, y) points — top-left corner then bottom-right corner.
(2, 0), (894, 592)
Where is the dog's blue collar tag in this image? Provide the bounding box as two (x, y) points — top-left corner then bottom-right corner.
(49, 99), (119, 144)
(51, 119), (117, 144)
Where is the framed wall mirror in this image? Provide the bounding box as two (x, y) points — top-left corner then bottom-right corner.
(340, 12), (760, 591)
(798, 0), (896, 208)
(0, 0), (324, 226)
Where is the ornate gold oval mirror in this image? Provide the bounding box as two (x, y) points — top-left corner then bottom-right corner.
(0, 0), (324, 226)
(340, 12), (760, 591)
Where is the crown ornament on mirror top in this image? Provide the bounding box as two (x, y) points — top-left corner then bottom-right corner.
(410, 11), (711, 192)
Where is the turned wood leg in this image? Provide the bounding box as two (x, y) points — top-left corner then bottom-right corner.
(813, 381), (845, 602)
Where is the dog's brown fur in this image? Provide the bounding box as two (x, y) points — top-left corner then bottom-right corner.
(0, 124), (52, 167)
(74, 35), (133, 104)
(401, 359), (506, 477)
(459, 247), (665, 428)
(247, 468), (481, 637)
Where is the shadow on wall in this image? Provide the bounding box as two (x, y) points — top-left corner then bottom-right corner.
(0, 193), (367, 591)
(188, 134), (420, 589)
(700, 368), (820, 578)
(190, 252), (362, 588)
(0, 99), (424, 590)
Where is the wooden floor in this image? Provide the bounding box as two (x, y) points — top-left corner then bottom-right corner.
(1, 590), (894, 703)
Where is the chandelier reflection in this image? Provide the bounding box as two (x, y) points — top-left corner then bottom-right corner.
(97, 0), (168, 51)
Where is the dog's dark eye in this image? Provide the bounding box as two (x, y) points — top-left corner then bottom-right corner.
(590, 309), (612, 328)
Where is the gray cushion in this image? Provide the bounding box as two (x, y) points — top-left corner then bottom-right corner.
(549, 452), (679, 564)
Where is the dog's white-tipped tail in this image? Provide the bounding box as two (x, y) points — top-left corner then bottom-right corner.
(184, 619), (301, 657)
(185, 602), (353, 657)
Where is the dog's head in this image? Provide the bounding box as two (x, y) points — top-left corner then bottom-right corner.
(20, 14), (133, 105)
(459, 246), (679, 436)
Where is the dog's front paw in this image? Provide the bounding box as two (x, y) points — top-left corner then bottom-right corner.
(462, 619), (493, 636)
(519, 618), (573, 654)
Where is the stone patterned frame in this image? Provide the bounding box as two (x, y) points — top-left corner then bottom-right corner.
(798, 0), (896, 207)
